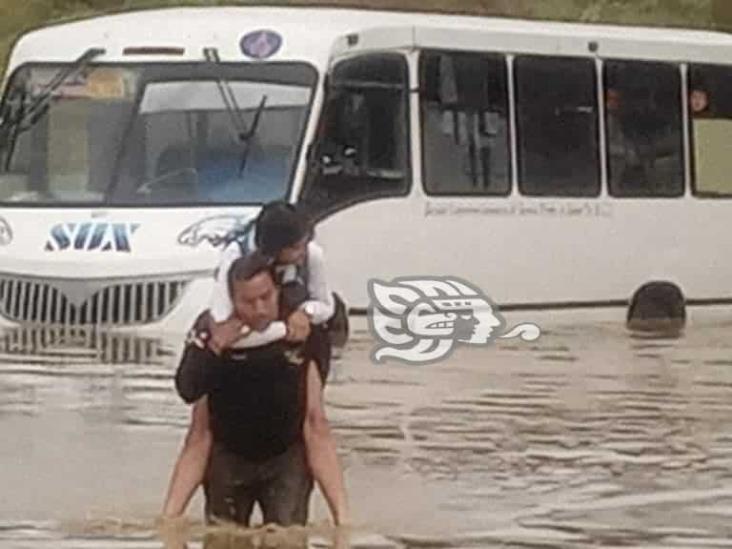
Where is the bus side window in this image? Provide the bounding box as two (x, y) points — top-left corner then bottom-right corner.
(301, 53), (409, 218)
(420, 51), (510, 196)
(515, 55), (600, 197)
(689, 64), (732, 196)
(604, 60), (684, 198)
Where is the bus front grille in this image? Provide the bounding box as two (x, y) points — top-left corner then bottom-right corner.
(0, 276), (190, 326)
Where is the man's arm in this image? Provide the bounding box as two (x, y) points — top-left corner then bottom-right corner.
(175, 316), (225, 404)
(302, 359), (350, 526)
(300, 243), (335, 326)
(161, 397), (212, 518)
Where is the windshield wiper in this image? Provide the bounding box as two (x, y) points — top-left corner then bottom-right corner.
(203, 47), (249, 142)
(4, 48), (105, 134)
(238, 94), (267, 176)
(202, 47), (268, 177)
(1, 47), (105, 169)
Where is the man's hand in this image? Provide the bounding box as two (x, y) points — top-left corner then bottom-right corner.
(156, 514), (190, 549)
(286, 310), (311, 342)
(208, 316), (244, 355)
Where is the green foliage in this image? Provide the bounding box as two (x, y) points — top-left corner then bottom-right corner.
(529, 0), (710, 25)
(0, 0), (720, 78)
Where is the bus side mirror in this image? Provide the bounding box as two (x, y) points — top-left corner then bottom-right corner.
(0, 105), (12, 151)
(0, 101), (14, 132)
(0, 93), (32, 142)
(0, 90), (25, 124)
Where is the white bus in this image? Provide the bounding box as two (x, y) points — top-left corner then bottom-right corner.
(0, 6), (731, 334)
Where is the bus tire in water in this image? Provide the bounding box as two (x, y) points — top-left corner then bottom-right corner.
(627, 281), (686, 332)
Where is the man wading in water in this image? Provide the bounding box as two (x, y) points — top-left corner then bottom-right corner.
(173, 250), (348, 527)
(162, 202), (349, 530)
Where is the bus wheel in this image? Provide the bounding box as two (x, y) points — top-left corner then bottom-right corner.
(627, 281), (686, 333)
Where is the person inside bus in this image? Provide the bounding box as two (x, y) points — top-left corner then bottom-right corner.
(161, 201), (349, 526)
(606, 85), (681, 194)
(605, 87), (632, 185)
(689, 82), (732, 194)
(690, 87), (712, 118)
(171, 251), (347, 530)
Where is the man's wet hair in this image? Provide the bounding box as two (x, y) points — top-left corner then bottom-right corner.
(254, 201), (313, 257)
(227, 250), (275, 297)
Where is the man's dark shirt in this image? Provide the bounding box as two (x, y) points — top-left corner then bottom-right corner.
(175, 309), (329, 462)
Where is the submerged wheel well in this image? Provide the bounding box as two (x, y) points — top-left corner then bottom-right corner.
(627, 281), (686, 330)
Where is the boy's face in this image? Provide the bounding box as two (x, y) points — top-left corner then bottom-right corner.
(276, 236), (308, 266)
(231, 271), (279, 331)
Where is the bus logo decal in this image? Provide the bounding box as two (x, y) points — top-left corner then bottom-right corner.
(368, 276), (541, 364)
(0, 217), (12, 246)
(44, 222), (140, 252)
(240, 30), (283, 59)
(177, 215), (251, 249)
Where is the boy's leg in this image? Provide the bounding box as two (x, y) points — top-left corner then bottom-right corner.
(326, 291), (349, 349)
(302, 360), (349, 526)
(309, 325), (331, 386)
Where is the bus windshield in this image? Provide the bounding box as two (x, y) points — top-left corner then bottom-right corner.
(0, 62), (316, 206)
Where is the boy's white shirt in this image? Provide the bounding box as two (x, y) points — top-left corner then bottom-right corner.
(229, 321), (288, 349)
(209, 236), (335, 348)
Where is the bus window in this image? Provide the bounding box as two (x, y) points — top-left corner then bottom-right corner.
(420, 51), (510, 196)
(0, 67), (135, 203)
(0, 63), (315, 206)
(301, 53), (409, 217)
(604, 60), (684, 198)
(689, 64), (732, 196)
(116, 77), (312, 205)
(514, 56), (599, 197)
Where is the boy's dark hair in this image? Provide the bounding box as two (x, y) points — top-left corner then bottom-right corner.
(254, 201), (313, 257)
(227, 250), (275, 297)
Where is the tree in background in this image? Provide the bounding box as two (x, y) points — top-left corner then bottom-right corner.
(712, 0), (732, 29)
(530, 0), (710, 24)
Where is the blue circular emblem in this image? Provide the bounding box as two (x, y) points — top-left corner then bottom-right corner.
(240, 30), (283, 60)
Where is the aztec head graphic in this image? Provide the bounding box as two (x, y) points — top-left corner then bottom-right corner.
(368, 276), (540, 364)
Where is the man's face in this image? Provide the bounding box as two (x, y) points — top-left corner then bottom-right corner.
(231, 271), (279, 331)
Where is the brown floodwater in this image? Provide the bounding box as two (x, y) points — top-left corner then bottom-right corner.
(2, 307), (732, 548)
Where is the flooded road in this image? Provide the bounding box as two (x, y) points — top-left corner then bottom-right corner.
(2, 308), (732, 548)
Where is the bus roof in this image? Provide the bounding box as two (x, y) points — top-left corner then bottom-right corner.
(6, 6), (732, 75)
